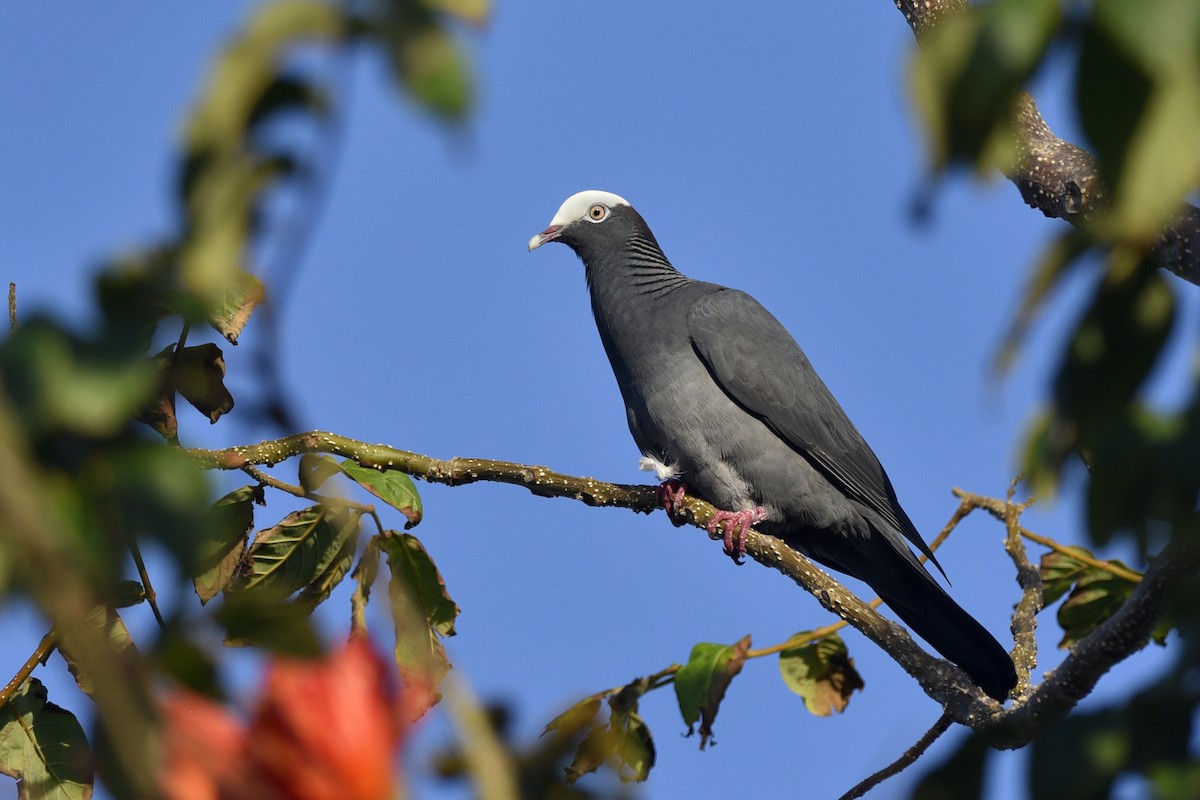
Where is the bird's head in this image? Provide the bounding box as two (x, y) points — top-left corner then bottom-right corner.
(527, 190), (639, 256)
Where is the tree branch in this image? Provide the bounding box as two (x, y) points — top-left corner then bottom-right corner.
(987, 528), (1200, 748)
(893, 0), (1200, 286)
(187, 434), (1199, 742)
(837, 711), (955, 800)
(186, 433), (1004, 725)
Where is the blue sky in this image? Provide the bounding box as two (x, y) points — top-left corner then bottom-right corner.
(1, 3), (1188, 799)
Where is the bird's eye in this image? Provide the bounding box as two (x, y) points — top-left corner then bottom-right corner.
(587, 204), (608, 222)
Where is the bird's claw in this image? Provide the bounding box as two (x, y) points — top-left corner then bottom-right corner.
(656, 479), (689, 527)
(706, 507), (767, 565)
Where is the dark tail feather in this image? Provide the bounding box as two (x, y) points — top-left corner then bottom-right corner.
(801, 528), (1017, 701)
(879, 583), (1017, 701)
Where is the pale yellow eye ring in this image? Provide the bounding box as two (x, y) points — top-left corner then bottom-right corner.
(587, 203), (608, 222)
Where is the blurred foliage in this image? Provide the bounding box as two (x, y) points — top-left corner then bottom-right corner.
(0, 0), (485, 795)
(910, 0), (1200, 796)
(4, 0), (1200, 797)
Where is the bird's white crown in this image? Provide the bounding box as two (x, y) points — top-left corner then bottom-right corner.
(547, 190), (631, 228)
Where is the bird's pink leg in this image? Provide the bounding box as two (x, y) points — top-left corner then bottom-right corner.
(707, 507), (768, 565)
(656, 479), (690, 527)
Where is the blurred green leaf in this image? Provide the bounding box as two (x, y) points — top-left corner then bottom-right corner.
(381, 533), (457, 709)
(0, 318), (155, 441)
(217, 590), (322, 656)
(61, 606), (139, 699)
(1077, 0), (1200, 239)
(184, 0), (345, 155)
(912, 729), (988, 800)
(0, 679), (93, 800)
(195, 485), (261, 603)
(298, 452), (344, 492)
(246, 74), (332, 132)
(911, 0), (1060, 171)
(995, 232), (1092, 376)
(673, 636), (750, 749)
(151, 625), (221, 699)
(778, 632), (864, 717)
(231, 505), (362, 598)
(421, 0), (490, 25)
(385, 23), (474, 119)
(1052, 260), (1175, 450)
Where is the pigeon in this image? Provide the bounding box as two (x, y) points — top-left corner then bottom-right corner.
(528, 190), (1017, 701)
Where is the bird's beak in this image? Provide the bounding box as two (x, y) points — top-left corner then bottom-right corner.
(527, 224), (562, 252)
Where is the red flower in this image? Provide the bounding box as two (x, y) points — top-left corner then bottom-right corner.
(161, 637), (407, 800)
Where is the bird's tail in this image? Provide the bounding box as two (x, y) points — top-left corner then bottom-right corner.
(878, 580), (1017, 701)
(802, 530), (1017, 701)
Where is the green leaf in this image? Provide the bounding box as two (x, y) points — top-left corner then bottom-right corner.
(294, 531), (357, 614)
(1056, 568), (1139, 648)
(381, 533), (459, 713)
(195, 485), (260, 604)
(778, 632), (864, 717)
(339, 459), (422, 527)
(673, 636), (750, 749)
(173, 343), (234, 423)
(0, 678), (93, 800)
(231, 505), (362, 598)
(1039, 547), (1096, 606)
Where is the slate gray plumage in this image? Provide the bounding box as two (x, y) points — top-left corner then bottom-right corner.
(529, 190), (1017, 701)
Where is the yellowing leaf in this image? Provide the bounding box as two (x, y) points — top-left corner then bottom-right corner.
(778, 632), (864, 717)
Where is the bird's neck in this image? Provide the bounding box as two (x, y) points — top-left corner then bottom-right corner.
(582, 237), (693, 374)
(582, 235), (689, 306)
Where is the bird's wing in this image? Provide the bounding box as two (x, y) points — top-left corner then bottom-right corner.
(688, 288), (938, 565)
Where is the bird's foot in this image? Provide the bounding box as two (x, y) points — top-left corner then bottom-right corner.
(707, 507), (767, 565)
(656, 479), (690, 527)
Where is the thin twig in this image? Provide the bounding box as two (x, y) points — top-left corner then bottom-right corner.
(953, 488), (1143, 583)
(0, 631), (58, 710)
(126, 538), (165, 629)
(7, 283), (16, 332)
(837, 711), (955, 800)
